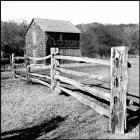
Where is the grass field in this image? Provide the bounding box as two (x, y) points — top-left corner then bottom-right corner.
(1, 57), (139, 139)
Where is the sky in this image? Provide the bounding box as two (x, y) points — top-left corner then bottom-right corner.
(1, 1), (139, 25)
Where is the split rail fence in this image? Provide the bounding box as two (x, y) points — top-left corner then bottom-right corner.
(11, 46), (130, 134)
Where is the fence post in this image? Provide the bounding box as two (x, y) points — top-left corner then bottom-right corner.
(54, 48), (61, 94)
(25, 56), (30, 83)
(11, 53), (15, 79)
(50, 47), (60, 93)
(24, 53), (26, 65)
(109, 46), (128, 134)
(51, 48), (55, 91)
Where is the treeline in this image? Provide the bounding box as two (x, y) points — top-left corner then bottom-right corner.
(1, 20), (28, 58)
(1, 20), (139, 59)
(76, 23), (139, 58)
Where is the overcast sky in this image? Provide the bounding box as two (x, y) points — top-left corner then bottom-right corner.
(1, 1), (139, 25)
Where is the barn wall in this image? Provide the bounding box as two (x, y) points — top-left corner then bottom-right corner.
(25, 21), (46, 63)
(45, 32), (80, 49)
(59, 33), (81, 63)
(25, 21), (81, 64)
(60, 48), (81, 56)
(45, 32), (81, 64)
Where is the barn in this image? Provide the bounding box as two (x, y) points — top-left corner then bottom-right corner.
(25, 18), (81, 64)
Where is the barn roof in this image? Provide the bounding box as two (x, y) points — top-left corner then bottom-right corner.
(26, 18), (81, 33)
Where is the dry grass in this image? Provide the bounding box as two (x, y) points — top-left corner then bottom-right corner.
(1, 57), (139, 139)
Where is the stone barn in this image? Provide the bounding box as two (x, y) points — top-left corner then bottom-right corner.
(25, 18), (81, 64)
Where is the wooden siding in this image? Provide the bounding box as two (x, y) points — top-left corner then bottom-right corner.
(60, 48), (81, 63)
(45, 32), (81, 64)
(60, 48), (81, 56)
(45, 32), (80, 49)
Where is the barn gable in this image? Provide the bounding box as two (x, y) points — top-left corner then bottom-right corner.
(25, 20), (46, 58)
(26, 18), (81, 34)
(25, 18), (81, 64)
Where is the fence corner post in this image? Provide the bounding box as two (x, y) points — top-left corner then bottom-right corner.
(11, 53), (15, 79)
(109, 46), (128, 134)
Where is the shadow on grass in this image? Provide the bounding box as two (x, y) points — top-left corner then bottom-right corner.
(59, 83), (140, 133)
(82, 83), (140, 107)
(60, 83), (110, 105)
(85, 83), (110, 90)
(126, 108), (140, 133)
(1, 116), (67, 140)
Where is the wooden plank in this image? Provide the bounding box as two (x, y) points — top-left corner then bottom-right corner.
(28, 64), (51, 69)
(30, 78), (51, 88)
(28, 52), (58, 61)
(55, 67), (104, 81)
(29, 54), (51, 61)
(15, 74), (26, 80)
(50, 48), (56, 90)
(58, 86), (109, 117)
(54, 49), (61, 94)
(28, 73), (51, 79)
(55, 75), (111, 102)
(25, 57), (30, 82)
(11, 53), (15, 79)
(14, 63), (25, 66)
(26, 67), (50, 73)
(109, 46), (128, 134)
(14, 57), (25, 60)
(54, 55), (110, 66)
(28, 64), (50, 67)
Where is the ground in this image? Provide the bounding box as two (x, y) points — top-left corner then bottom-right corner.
(1, 57), (139, 139)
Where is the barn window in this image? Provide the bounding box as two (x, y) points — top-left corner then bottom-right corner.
(32, 31), (37, 45)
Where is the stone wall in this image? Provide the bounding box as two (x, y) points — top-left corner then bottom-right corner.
(25, 21), (46, 63)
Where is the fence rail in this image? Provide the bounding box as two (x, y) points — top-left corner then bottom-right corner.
(55, 67), (104, 81)
(30, 77), (51, 88)
(55, 74), (111, 102)
(15, 74), (27, 80)
(28, 54), (51, 61)
(28, 64), (51, 69)
(54, 55), (110, 66)
(11, 46), (129, 135)
(28, 73), (51, 79)
(57, 86), (110, 117)
(14, 63), (26, 66)
(14, 56), (25, 60)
